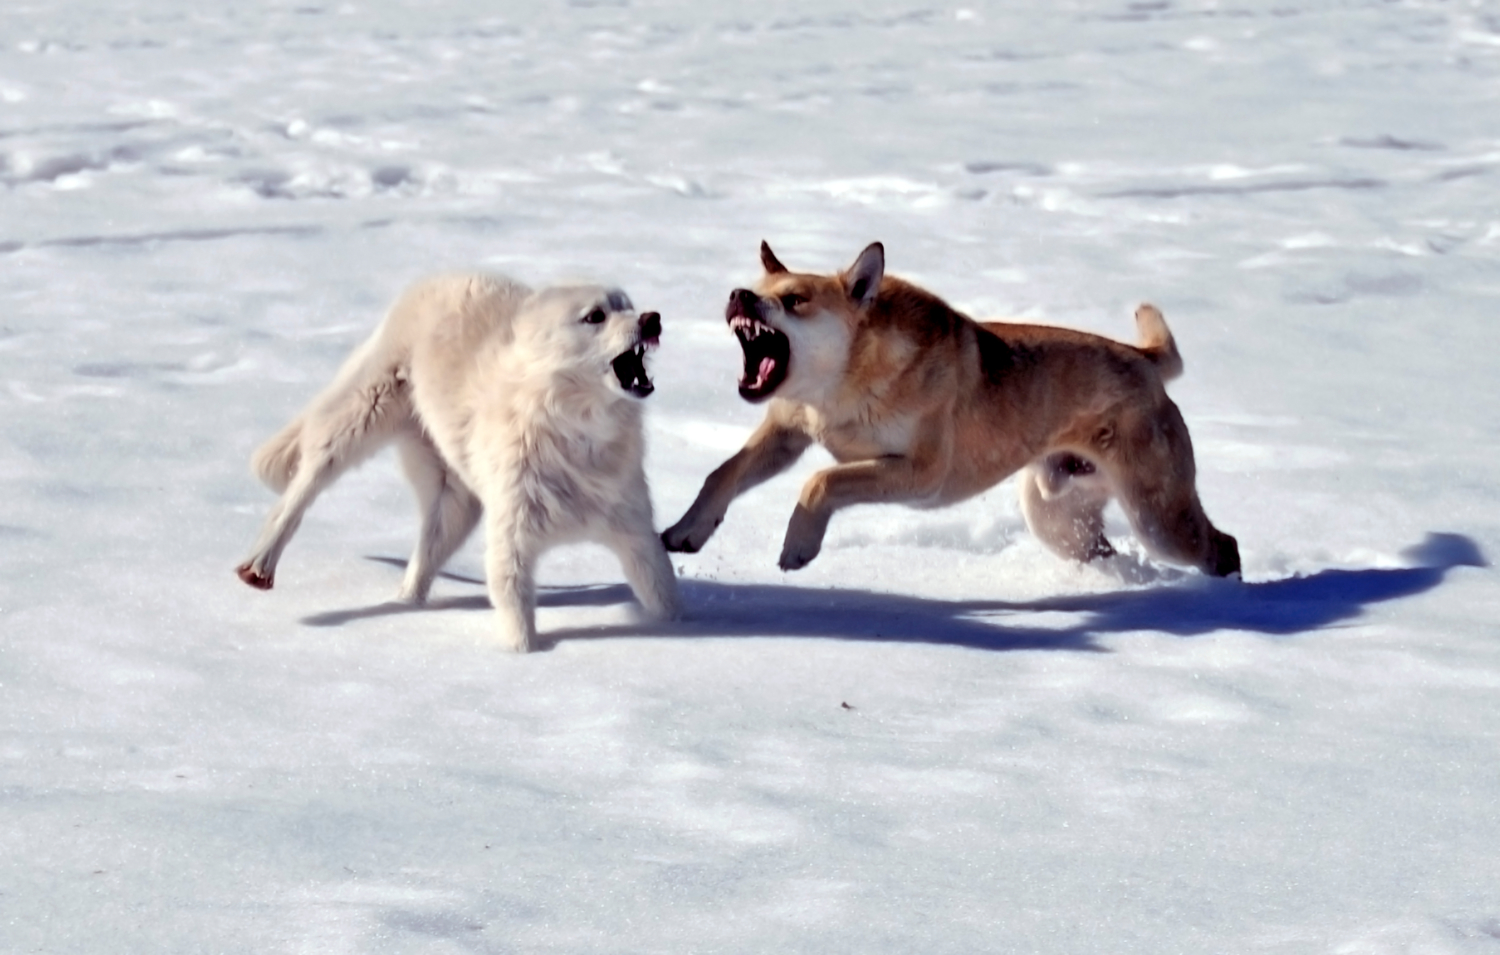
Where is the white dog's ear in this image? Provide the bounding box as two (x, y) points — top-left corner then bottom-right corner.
(760, 240), (789, 275)
(844, 242), (885, 308)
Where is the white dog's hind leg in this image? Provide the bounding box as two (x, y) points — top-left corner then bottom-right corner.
(250, 418), (304, 494)
(1017, 457), (1115, 563)
(395, 435), (481, 604)
(483, 509), (540, 653)
(604, 520), (682, 623)
(236, 373), (411, 590)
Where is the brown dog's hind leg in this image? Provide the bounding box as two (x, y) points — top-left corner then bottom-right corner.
(1017, 456), (1115, 563)
(1102, 403), (1240, 577)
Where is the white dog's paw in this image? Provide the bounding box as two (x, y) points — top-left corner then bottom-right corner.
(236, 561), (274, 590)
(498, 627), (533, 654)
(642, 591), (683, 623)
(641, 566), (683, 621)
(493, 611), (536, 654)
(394, 583), (429, 606)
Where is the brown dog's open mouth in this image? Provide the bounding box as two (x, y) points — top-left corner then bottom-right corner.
(731, 315), (790, 402)
(612, 340), (656, 398)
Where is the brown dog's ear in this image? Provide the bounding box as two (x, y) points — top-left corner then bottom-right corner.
(760, 240), (789, 275)
(844, 242), (885, 307)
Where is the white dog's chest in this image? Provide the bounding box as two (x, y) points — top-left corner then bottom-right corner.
(462, 408), (640, 533)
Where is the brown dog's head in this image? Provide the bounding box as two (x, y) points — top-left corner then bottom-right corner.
(725, 240), (885, 403)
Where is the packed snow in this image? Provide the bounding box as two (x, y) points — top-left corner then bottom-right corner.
(3, 1), (1498, 952)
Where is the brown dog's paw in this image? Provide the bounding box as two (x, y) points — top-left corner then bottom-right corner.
(1086, 535), (1117, 561)
(779, 504), (830, 571)
(660, 528), (699, 554)
(236, 563), (274, 590)
(661, 516), (721, 554)
(777, 542), (820, 572)
(1209, 532), (1241, 578)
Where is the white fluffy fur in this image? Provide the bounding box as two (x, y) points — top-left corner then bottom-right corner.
(236, 272), (680, 652)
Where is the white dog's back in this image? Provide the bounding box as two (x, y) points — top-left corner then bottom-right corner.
(384, 273), (532, 376)
(250, 274), (527, 489)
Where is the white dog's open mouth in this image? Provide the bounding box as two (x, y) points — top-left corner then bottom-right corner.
(612, 340), (656, 398)
(730, 313), (790, 402)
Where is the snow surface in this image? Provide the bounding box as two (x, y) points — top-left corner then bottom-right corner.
(3, 1), (1499, 952)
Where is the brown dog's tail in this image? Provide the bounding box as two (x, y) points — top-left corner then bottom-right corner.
(250, 417), (303, 493)
(1134, 303), (1183, 381)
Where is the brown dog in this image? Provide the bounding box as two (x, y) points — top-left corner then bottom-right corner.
(662, 241), (1240, 577)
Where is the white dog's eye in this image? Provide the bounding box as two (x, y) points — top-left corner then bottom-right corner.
(582, 307), (607, 325)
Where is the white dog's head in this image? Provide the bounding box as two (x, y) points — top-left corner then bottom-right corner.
(516, 285), (661, 401)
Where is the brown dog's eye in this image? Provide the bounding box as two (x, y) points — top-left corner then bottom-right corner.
(780, 294), (807, 311)
(582, 308), (607, 325)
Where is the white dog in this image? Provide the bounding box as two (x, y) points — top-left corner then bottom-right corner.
(236, 272), (681, 652)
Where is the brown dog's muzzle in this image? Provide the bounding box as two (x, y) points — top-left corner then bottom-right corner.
(725, 290), (789, 402)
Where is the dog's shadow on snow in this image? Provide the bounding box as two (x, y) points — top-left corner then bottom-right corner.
(299, 532), (1486, 653)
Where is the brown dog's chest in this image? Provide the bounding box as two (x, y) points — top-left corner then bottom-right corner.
(793, 402), (922, 462)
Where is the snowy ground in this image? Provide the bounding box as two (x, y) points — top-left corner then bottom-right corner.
(3, 1), (1499, 952)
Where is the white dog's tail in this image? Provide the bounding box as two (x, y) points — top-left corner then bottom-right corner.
(1134, 304), (1183, 382)
(251, 418), (304, 493)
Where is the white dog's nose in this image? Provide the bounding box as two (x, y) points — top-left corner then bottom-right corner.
(639, 311), (661, 340)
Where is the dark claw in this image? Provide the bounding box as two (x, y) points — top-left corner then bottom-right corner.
(236, 563), (274, 590)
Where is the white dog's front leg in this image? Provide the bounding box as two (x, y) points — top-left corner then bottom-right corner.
(606, 521), (681, 623)
(484, 510), (539, 653)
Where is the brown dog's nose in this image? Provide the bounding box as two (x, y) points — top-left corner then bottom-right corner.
(727, 288), (759, 319)
(639, 311), (661, 340)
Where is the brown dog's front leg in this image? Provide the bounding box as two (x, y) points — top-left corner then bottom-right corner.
(778, 456), (943, 571)
(778, 500), (832, 571)
(663, 420), (812, 554)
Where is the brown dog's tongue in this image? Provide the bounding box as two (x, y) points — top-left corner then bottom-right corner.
(756, 357), (775, 386)
(741, 356), (774, 389)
